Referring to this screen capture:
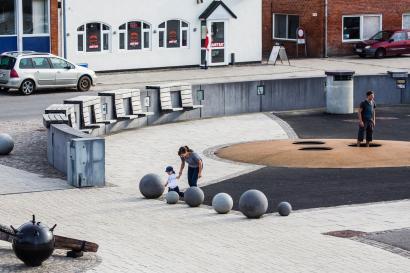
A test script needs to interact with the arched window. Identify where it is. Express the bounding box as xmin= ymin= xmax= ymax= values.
xmin=77 ymin=23 xmax=111 ymax=52
xmin=158 ymin=20 xmax=189 ymax=48
xmin=118 ymin=21 xmax=151 ymax=50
